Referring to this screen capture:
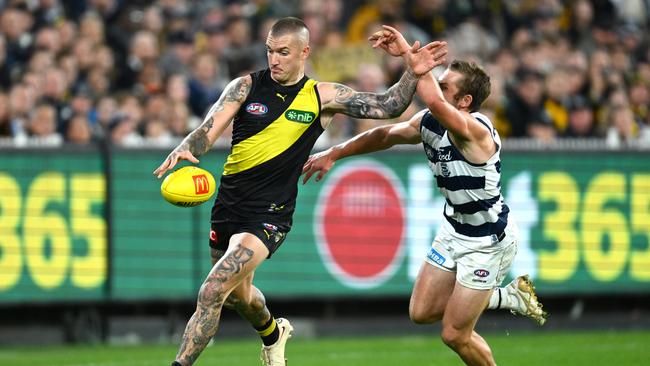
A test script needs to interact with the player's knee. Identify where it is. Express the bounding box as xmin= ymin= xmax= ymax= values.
xmin=223 ymin=293 xmax=238 ymax=310
xmin=409 ymin=308 xmax=429 ymax=324
xmin=409 ymin=303 xmax=442 ymax=324
xmin=440 ymin=326 xmax=469 ymax=350
xmin=198 ymin=281 xmax=227 ymax=307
